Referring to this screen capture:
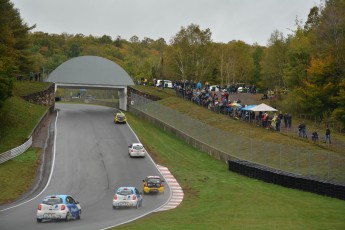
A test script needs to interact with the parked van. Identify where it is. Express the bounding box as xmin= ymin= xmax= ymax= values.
xmin=156 ymin=80 xmax=173 ymax=88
